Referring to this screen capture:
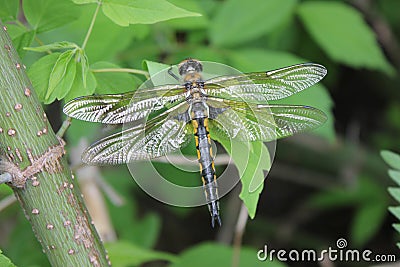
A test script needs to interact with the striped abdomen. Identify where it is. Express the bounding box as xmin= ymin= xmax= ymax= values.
xmin=192 ymin=117 xmax=221 ymax=227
